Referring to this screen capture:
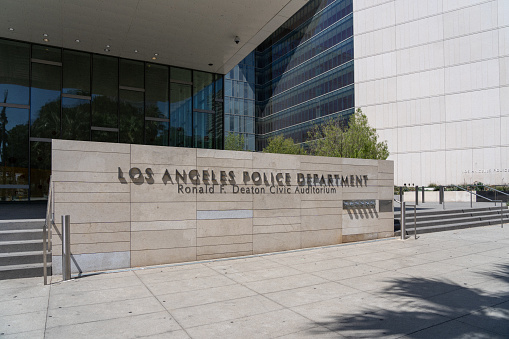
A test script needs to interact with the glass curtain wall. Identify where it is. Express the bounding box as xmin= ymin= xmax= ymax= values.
xmin=0 ymin=38 xmax=224 ymax=202
xmin=254 ymin=0 xmax=354 ymax=150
